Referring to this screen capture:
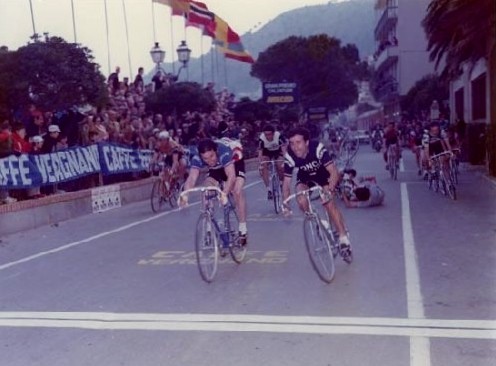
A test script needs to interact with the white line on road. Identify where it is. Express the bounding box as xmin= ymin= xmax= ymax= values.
xmin=0 ymin=312 xmax=495 ymax=340
xmin=0 ymin=180 xmax=261 ymax=272
xmin=401 ymin=183 xmax=431 ymax=366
